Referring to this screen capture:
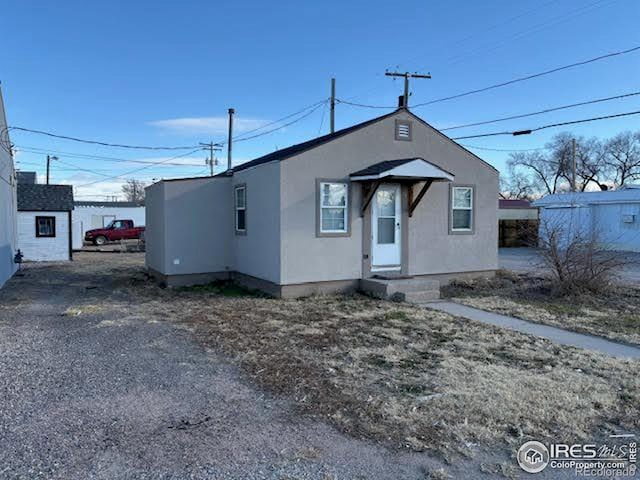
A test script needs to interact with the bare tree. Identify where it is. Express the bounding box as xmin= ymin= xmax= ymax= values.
xmin=605 ymin=131 xmax=640 ymax=188
xmin=122 ymin=179 xmax=146 ymax=204
xmin=508 ymin=132 xmax=609 ymax=195
xmin=499 ymin=170 xmax=535 ymax=200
